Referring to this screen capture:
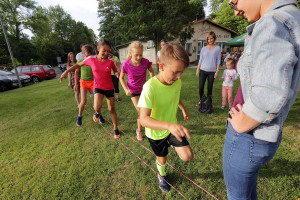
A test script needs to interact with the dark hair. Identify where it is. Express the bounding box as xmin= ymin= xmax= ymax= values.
xmin=83 ymin=44 xmax=93 ymax=55
xmin=80 ymin=43 xmax=86 ymax=48
xmin=160 ymin=39 xmax=167 ymax=43
xmin=97 ymin=38 xmax=111 ymax=48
